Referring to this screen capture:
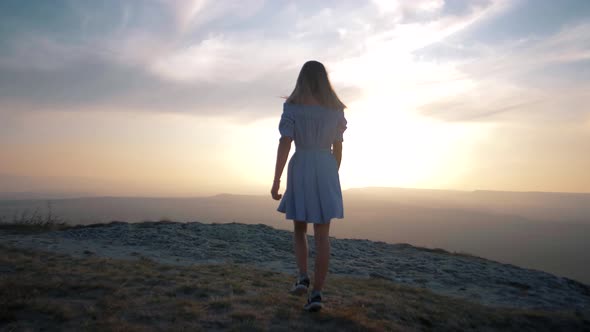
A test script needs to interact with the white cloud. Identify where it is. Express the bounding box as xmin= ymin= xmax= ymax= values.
xmin=164 ymin=0 xmax=208 ymax=33
xmin=150 ymin=0 xmax=507 ymax=86
xmin=417 ymin=22 xmax=590 ymax=122
xmin=371 ymin=0 xmax=444 ymax=16
xmin=163 ymin=0 xmax=266 ymax=35
xmin=150 ymin=36 xmax=233 ymax=82
xmin=149 ymin=35 xmax=313 ymax=83
xmin=0 ymin=0 xmax=541 ymax=121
